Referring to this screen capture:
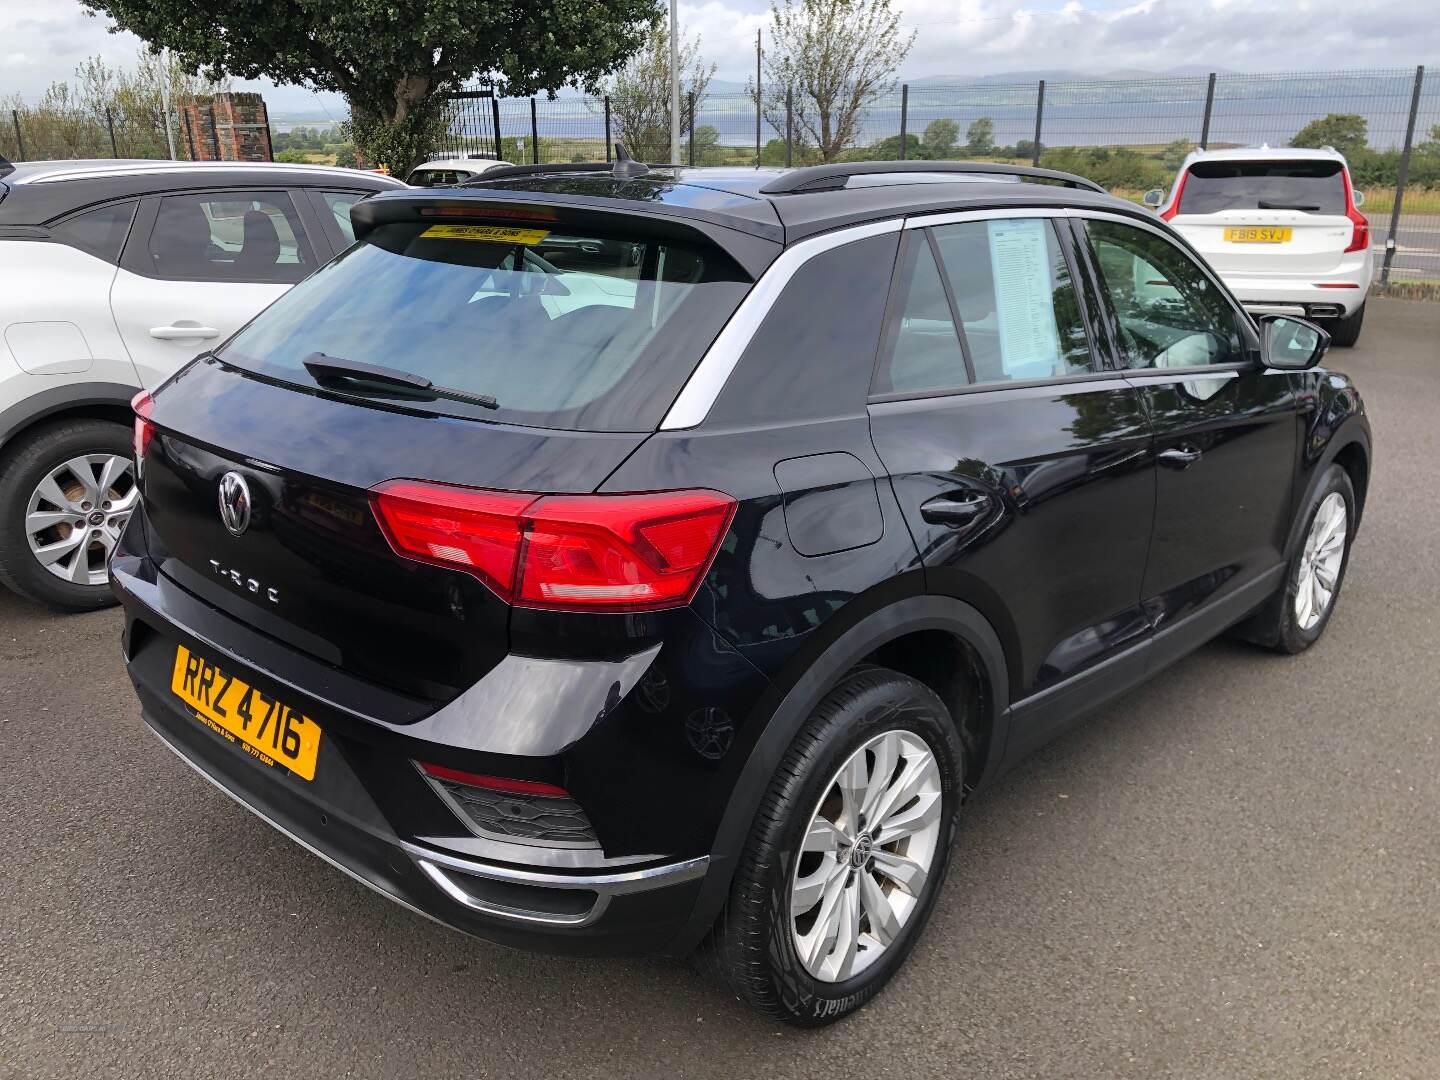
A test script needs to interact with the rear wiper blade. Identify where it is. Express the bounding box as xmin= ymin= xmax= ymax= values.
xmin=1257 ymin=200 xmax=1321 ymax=211
xmin=302 ymin=352 xmax=498 ymax=410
